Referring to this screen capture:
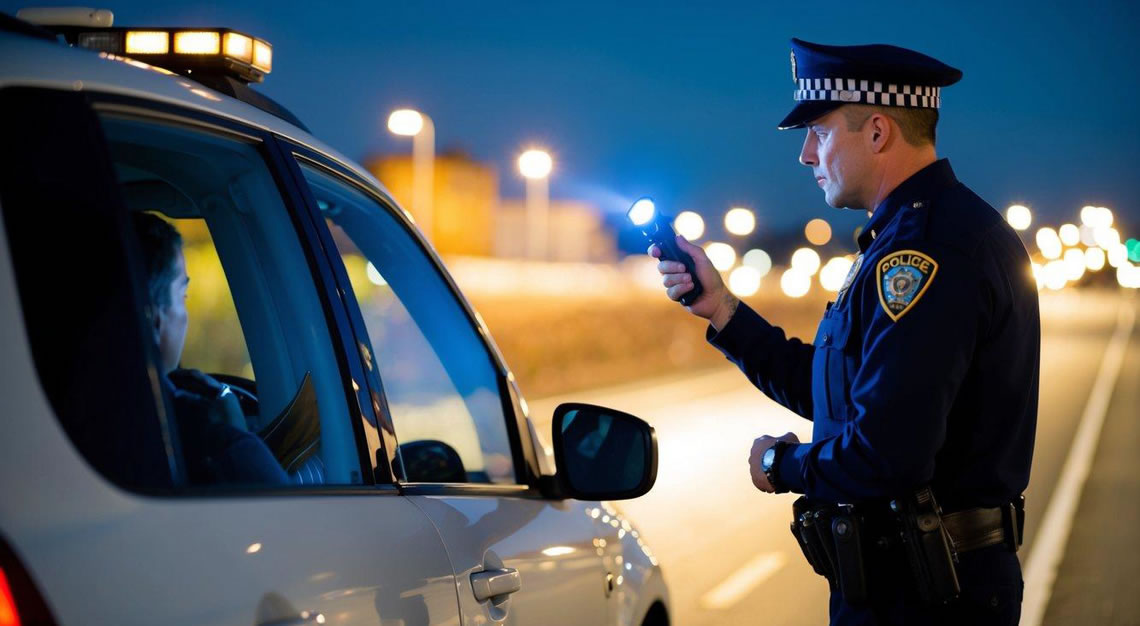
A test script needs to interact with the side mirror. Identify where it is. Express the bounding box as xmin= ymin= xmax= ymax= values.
xmin=551 ymin=403 xmax=658 ymax=500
